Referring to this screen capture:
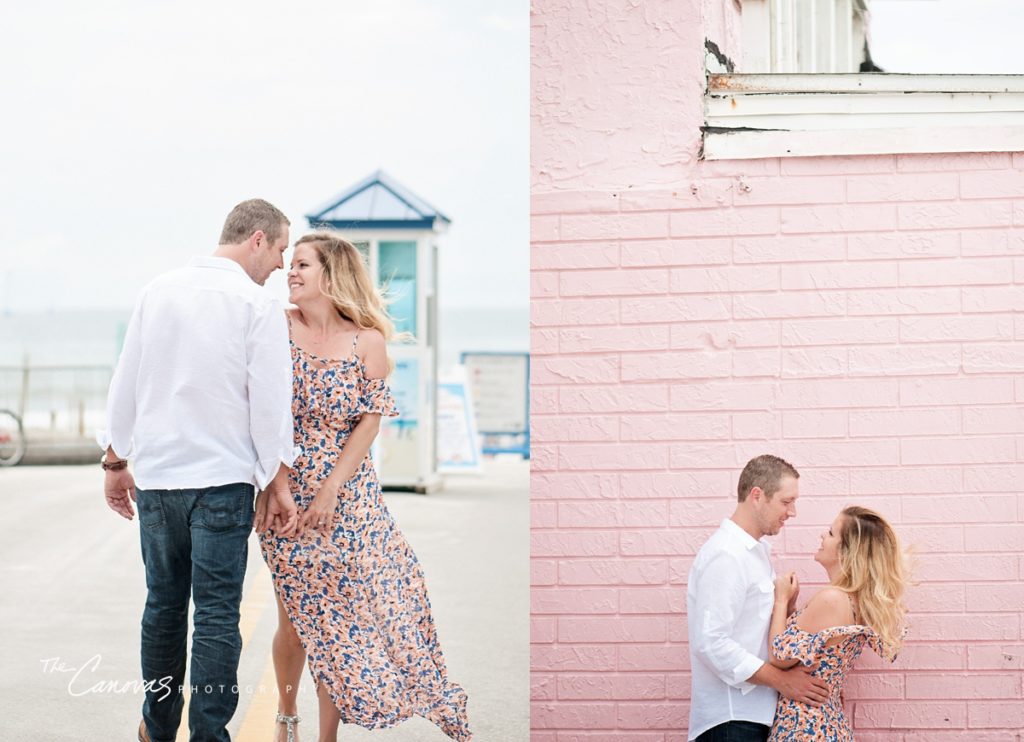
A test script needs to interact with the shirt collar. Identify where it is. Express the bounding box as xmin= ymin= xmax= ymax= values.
xmin=188 ymin=256 xmax=250 ymax=278
xmin=721 ymin=517 xmax=772 ymax=552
